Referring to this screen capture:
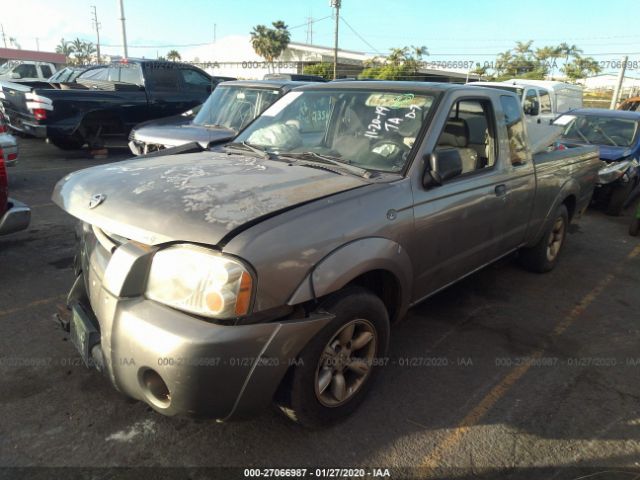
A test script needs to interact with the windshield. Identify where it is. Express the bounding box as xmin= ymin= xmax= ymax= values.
xmin=560 ymin=114 xmax=639 ymax=147
xmin=234 ymin=89 xmax=436 ymax=173
xmin=193 ymin=85 xmax=282 ymax=131
xmin=0 ymin=61 xmax=18 ymax=75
